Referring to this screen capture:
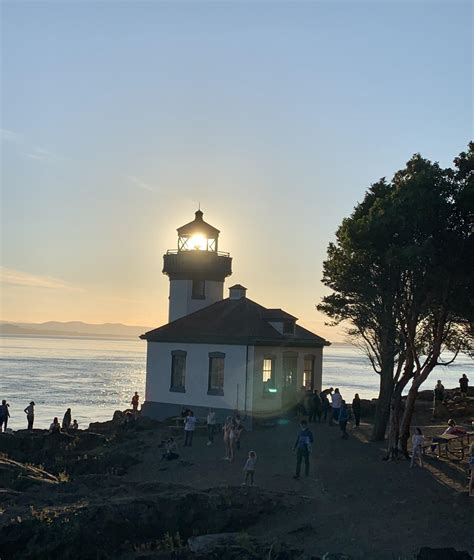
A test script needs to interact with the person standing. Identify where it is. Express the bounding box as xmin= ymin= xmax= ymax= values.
xmin=293 ymin=420 xmax=314 ymax=479
xmin=309 ymin=390 xmax=322 ymax=423
xmin=242 ymin=451 xmax=257 ymax=486
xmin=223 ymin=416 xmax=236 ymax=461
xmin=339 ymin=400 xmax=349 ymax=439
xmin=459 ymin=374 xmax=469 ymax=398
xmin=330 ymin=388 xmax=342 ymax=426
xmin=320 ymin=390 xmax=331 ymax=422
xmin=206 ymin=408 xmax=216 ymax=446
xmin=0 ymin=400 xmax=10 ymax=432
xmin=131 ymin=392 xmax=140 ymax=414
xmin=183 ymin=410 xmax=196 ymax=447
xmin=433 ymin=380 xmax=445 ymax=419
xmin=24 ymin=401 xmax=35 ymax=430
xmin=352 ymin=394 xmax=361 ymax=427
xmin=62 ymin=408 xmax=72 ymax=431
xmin=410 ymin=427 xmax=424 ymax=468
